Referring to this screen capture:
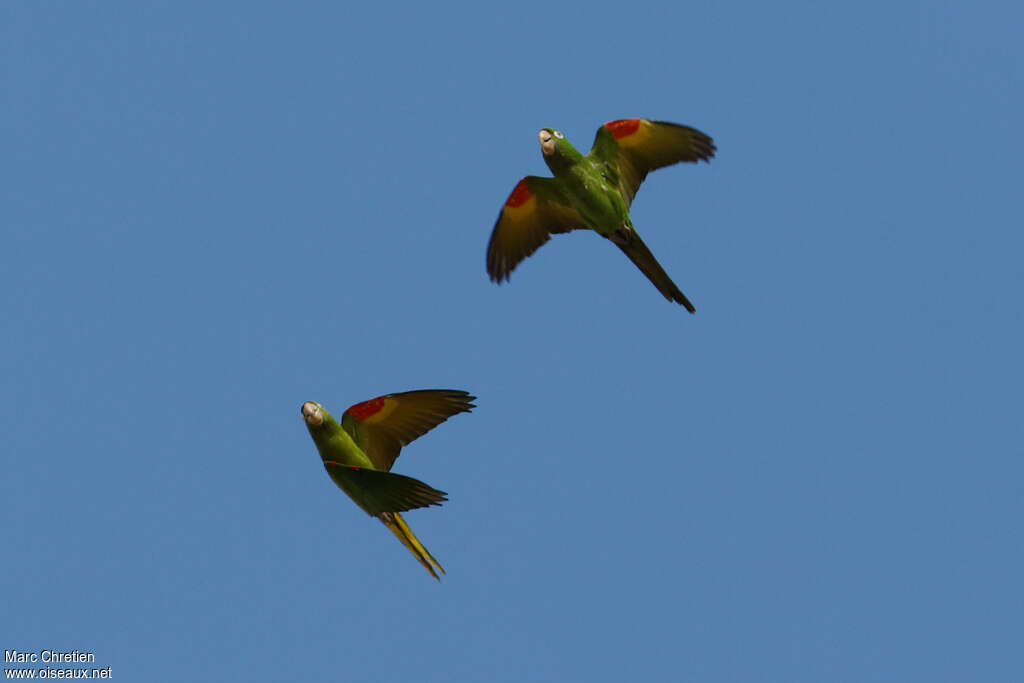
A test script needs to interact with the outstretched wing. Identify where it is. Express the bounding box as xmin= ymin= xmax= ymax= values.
xmin=323 ymin=462 xmax=447 ymax=516
xmin=487 ymin=176 xmax=587 ymax=283
xmin=587 ymin=119 xmax=715 ymax=205
xmin=340 ymin=390 xmax=475 ymax=471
